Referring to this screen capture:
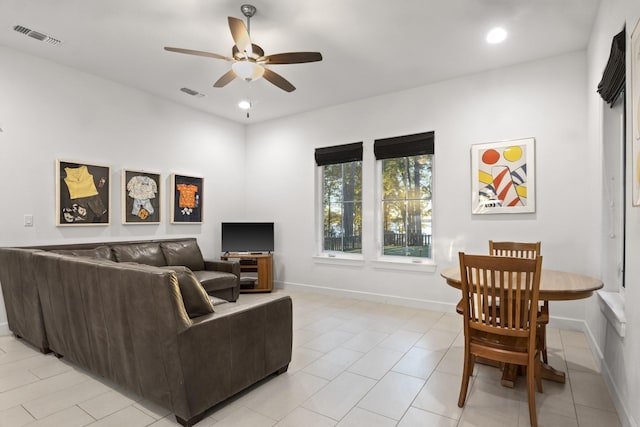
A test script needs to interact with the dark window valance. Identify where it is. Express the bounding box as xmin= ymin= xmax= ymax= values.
xmin=374 ymin=131 xmax=435 ymax=160
xmin=315 ymin=142 xmax=363 ymax=166
xmin=597 ymin=28 xmax=625 ymax=106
